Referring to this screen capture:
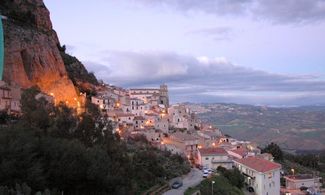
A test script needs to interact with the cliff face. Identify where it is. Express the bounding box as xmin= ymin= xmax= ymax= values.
xmin=1 ymin=0 xmax=81 ymax=106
